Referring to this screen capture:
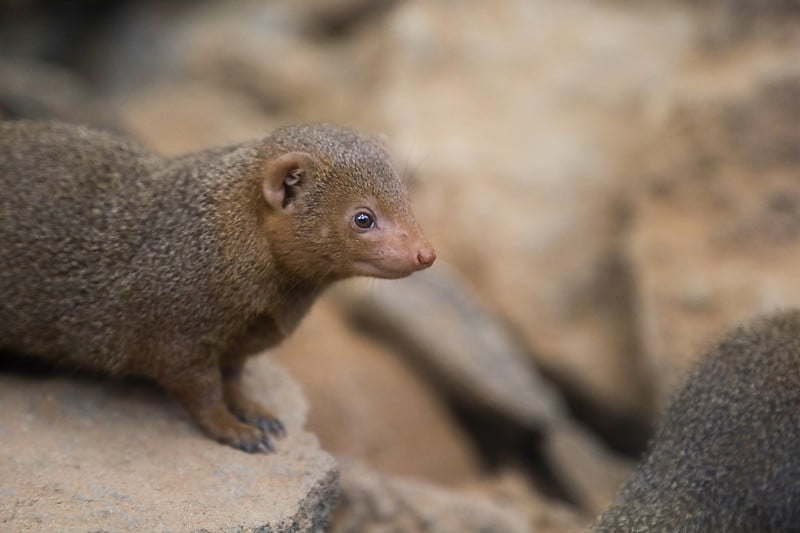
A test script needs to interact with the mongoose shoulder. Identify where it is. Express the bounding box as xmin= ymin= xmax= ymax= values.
xmin=593 ymin=310 xmax=800 ymax=532
xmin=0 ymin=119 xmax=436 ymax=452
